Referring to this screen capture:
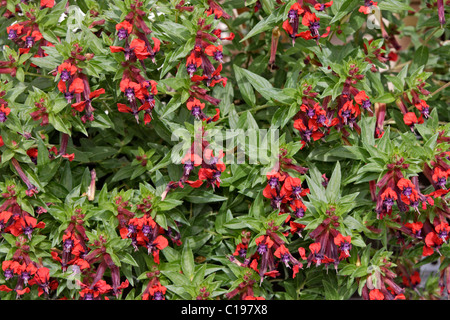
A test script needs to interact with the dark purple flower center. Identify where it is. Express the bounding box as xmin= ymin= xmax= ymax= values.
xmin=340 ymin=242 xmax=351 ymax=252
xmin=438 ymin=231 xmax=448 ymax=241
xmin=306 ymin=108 xmax=315 ymax=117
xmin=127 ymin=224 xmax=137 ymax=235
xmin=341 ymin=109 xmax=351 ymax=118
xmin=238 ymin=248 xmax=247 ymax=258
xmin=64 ymin=91 xmax=74 ymax=103
xmin=317 ymin=114 xmax=326 ymax=125
xmin=21 ymin=271 xmax=31 ymax=284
